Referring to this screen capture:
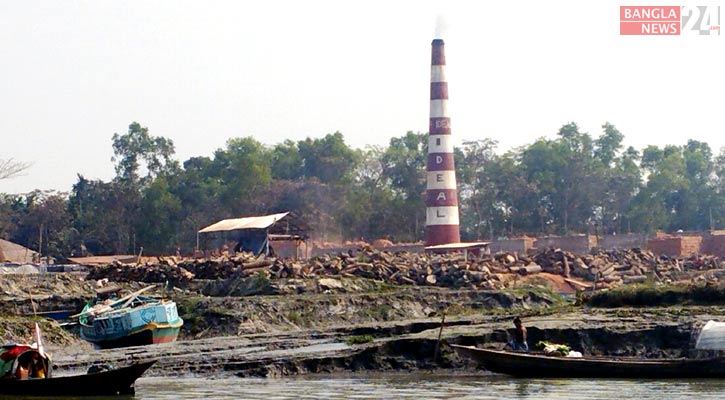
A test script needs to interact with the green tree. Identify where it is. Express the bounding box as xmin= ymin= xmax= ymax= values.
xmin=208 ymin=137 xmax=272 ymax=215
xmin=630 ymin=145 xmax=689 ymax=231
xmin=592 ymin=123 xmax=640 ymax=234
xmin=297 ymin=132 xmax=360 ymax=185
xmin=136 ymin=175 xmax=183 ymax=254
xmin=380 ymin=132 xmax=428 ymax=241
xmin=68 ymin=176 xmax=132 ymax=255
xmin=109 ymin=122 xmax=179 ymax=253
xmin=520 ymin=138 xmax=568 ymax=234
xmin=7 ymin=191 xmax=72 ymax=259
xmin=339 ymin=146 xmax=397 ymax=240
xmin=111 ymin=122 xmax=178 ymax=186
xmin=458 ymin=139 xmax=502 ymax=240
xmin=0 ymin=194 xmax=23 ymax=239
xmin=678 ymin=140 xmax=715 ymax=230
xmin=172 ymin=156 xmax=224 ymax=250
xmin=270 ymin=140 xmax=304 ymax=181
